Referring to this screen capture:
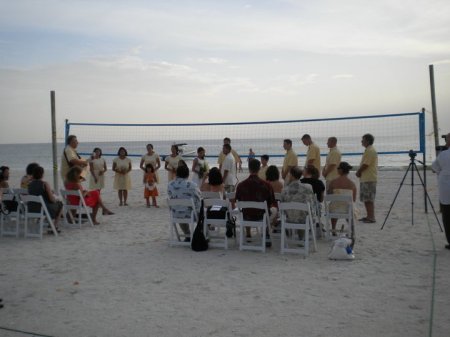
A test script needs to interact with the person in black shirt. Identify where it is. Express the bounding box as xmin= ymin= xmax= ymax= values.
xmin=300 ymin=165 xmax=325 ymax=202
